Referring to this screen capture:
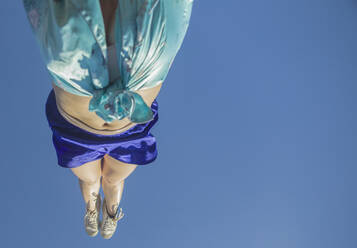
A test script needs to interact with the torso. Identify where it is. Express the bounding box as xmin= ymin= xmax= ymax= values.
xmin=53 ymin=0 xmax=162 ymax=135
